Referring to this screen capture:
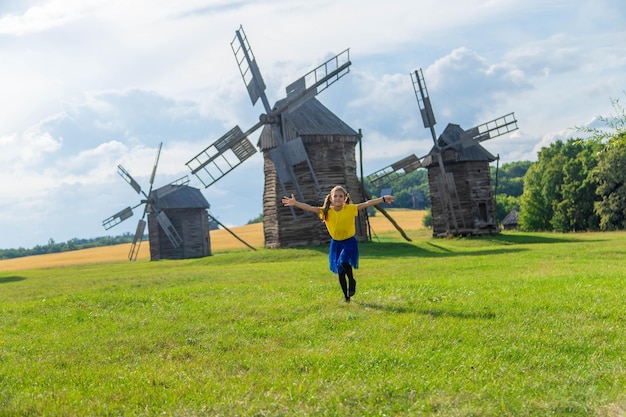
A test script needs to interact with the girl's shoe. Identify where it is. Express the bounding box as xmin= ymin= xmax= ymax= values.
xmin=348 ymin=282 xmax=356 ymax=297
